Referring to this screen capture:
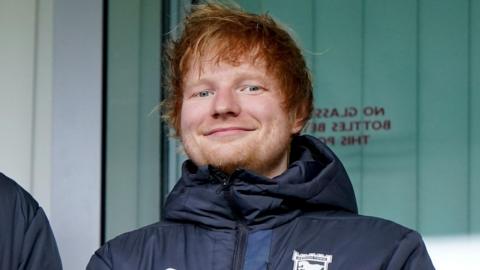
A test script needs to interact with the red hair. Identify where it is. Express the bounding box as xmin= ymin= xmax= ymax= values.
xmin=163 ymin=3 xmax=313 ymax=136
